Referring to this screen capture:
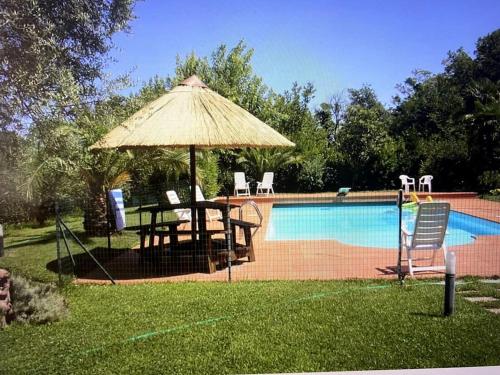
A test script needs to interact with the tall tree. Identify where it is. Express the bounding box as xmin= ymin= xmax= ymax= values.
xmin=336 ymin=86 xmax=398 ymax=189
xmin=316 ymin=92 xmax=347 ymax=144
xmin=0 ymin=0 xmax=135 ymax=130
xmin=392 ymin=29 xmax=500 ymax=191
